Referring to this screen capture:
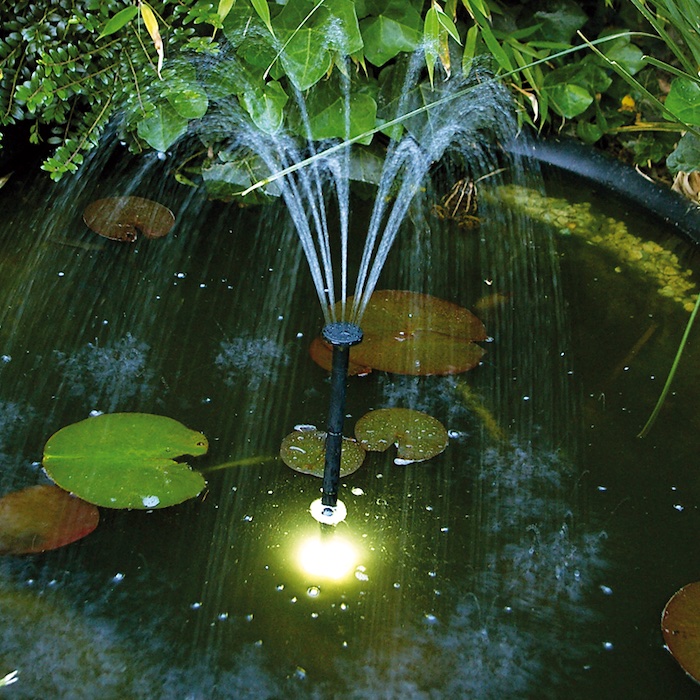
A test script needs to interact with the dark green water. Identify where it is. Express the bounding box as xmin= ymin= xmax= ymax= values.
xmin=0 ymin=148 xmax=697 ymax=699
